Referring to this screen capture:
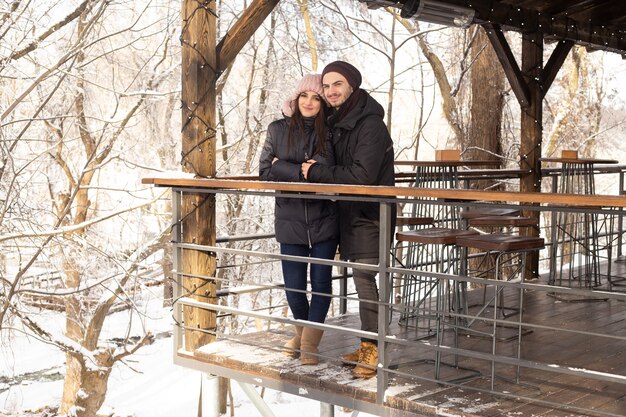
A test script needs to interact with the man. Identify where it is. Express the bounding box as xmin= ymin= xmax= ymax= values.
xmin=302 ymin=61 xmax=395 ymax=378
